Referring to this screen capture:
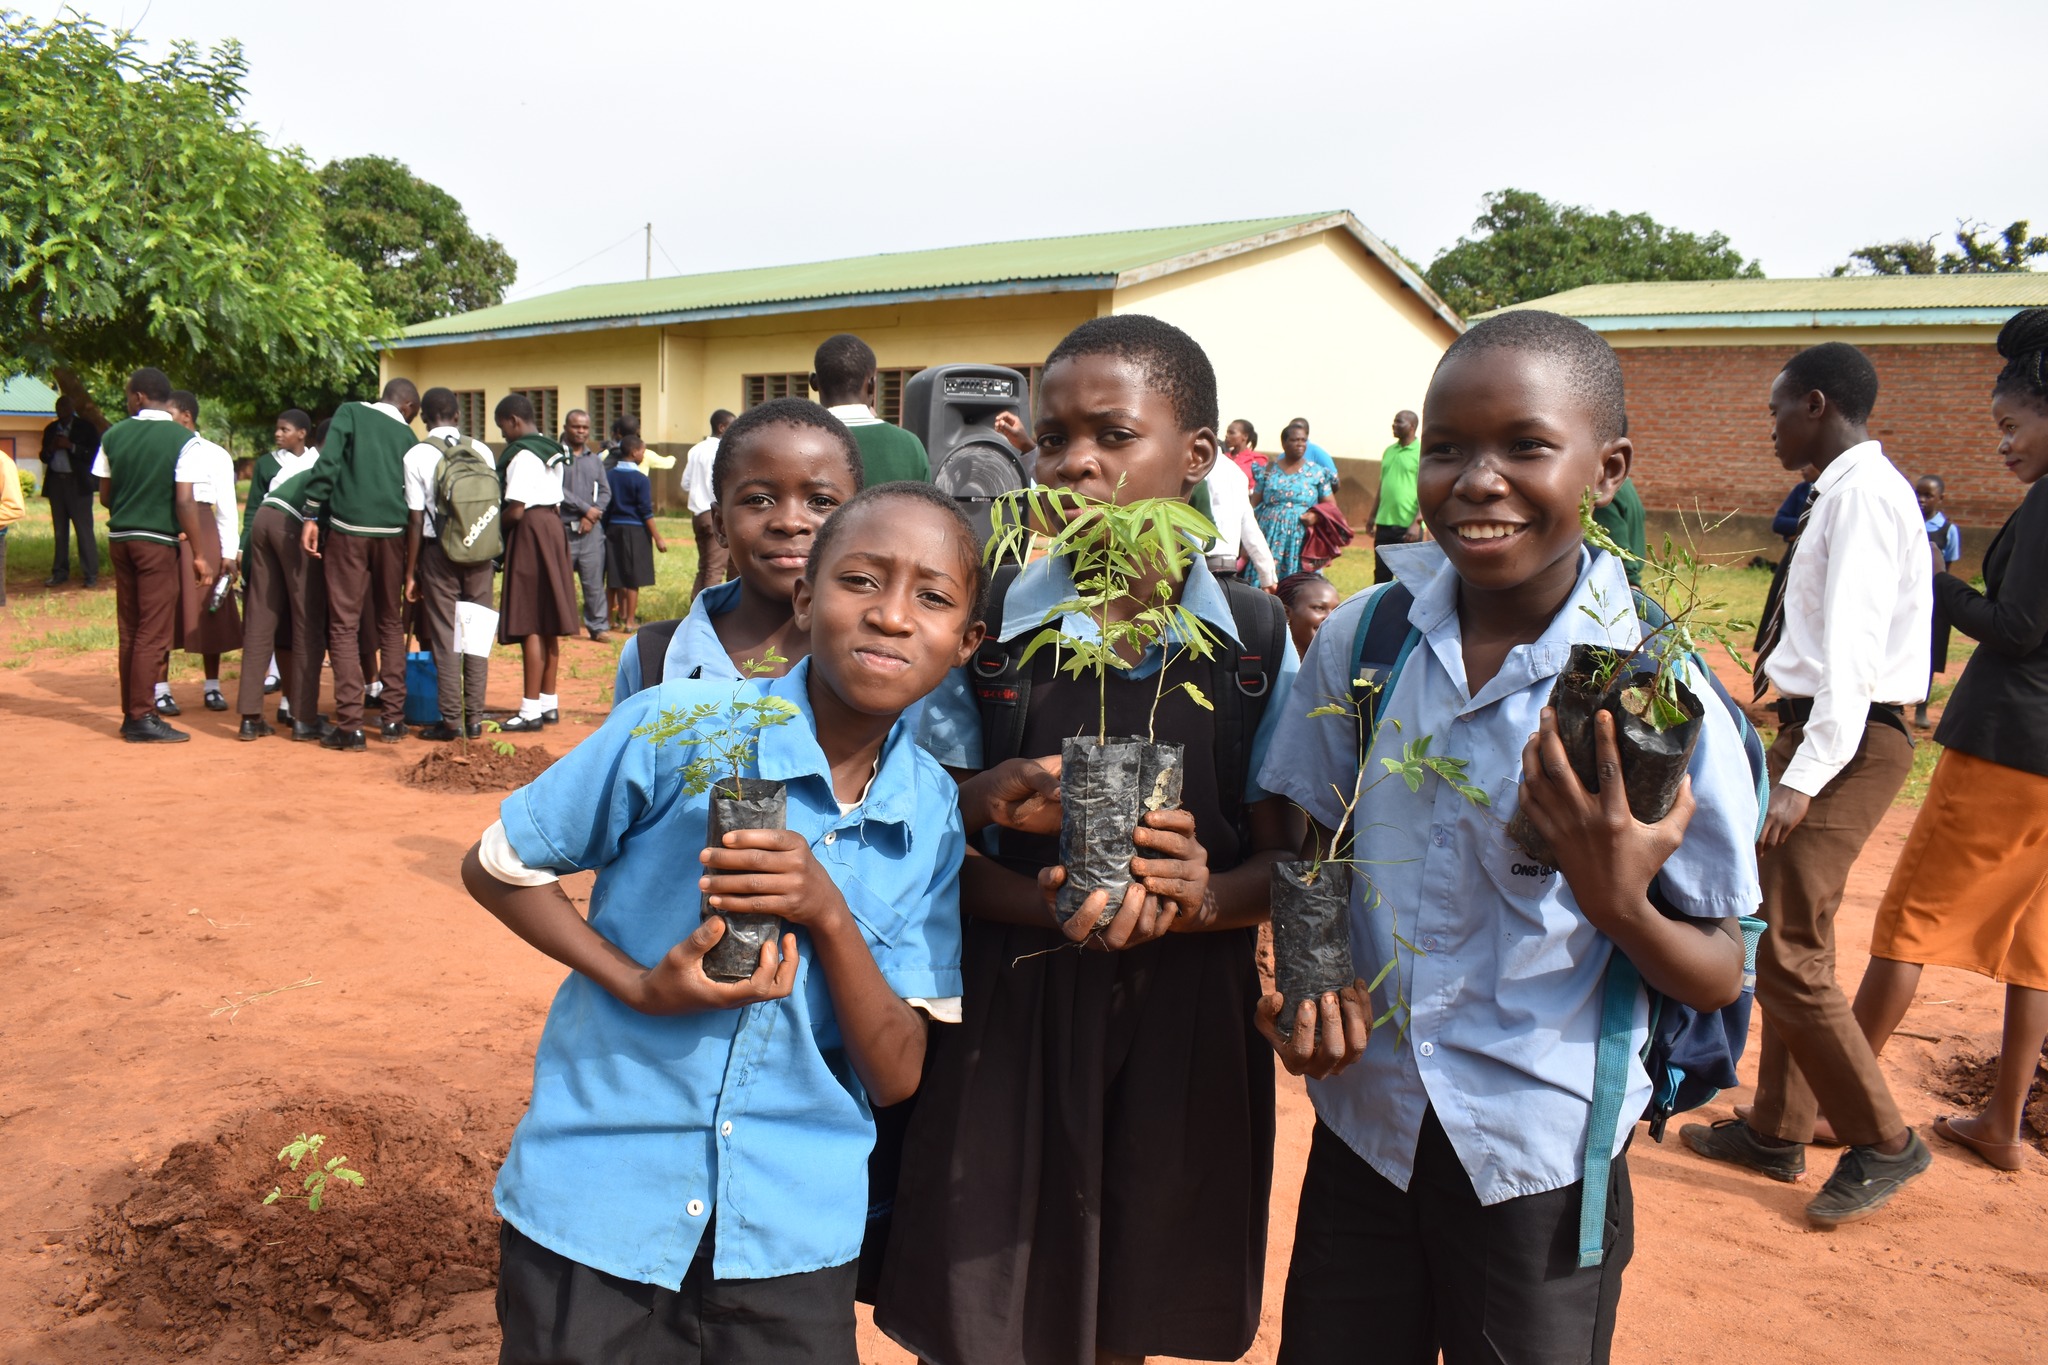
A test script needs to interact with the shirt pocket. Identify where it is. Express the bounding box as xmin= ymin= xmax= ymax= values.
xmin=836 ymin=864 xmax=914 ymax=950
xmin=1478 ymin=776 xmax=1562 ymax=906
